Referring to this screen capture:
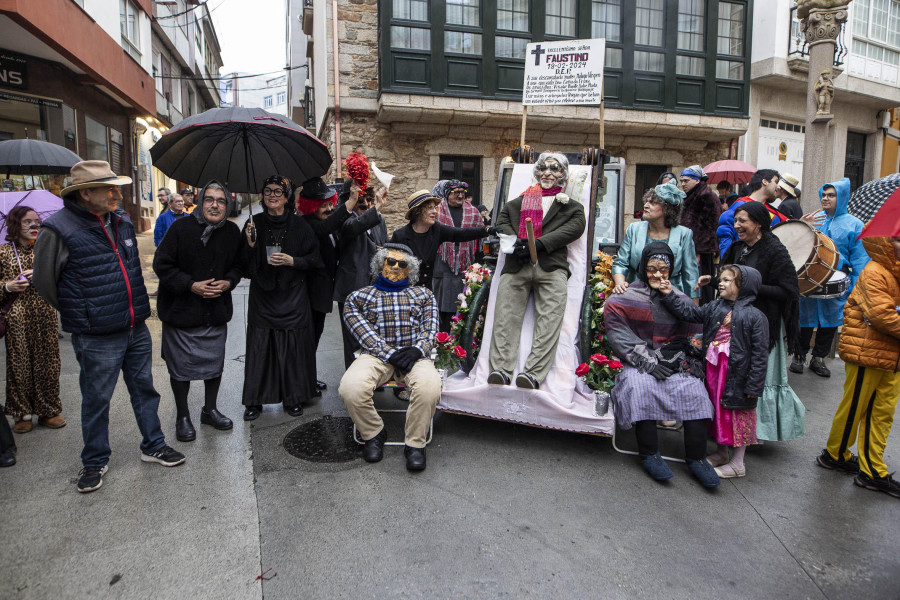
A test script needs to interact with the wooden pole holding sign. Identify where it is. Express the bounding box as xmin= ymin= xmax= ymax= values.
xmin=520 ymin=106 xmax=528 ymax=150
